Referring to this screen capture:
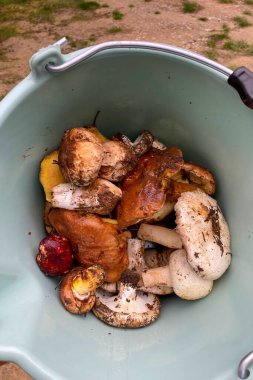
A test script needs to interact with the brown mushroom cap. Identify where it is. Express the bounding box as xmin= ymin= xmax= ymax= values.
xmin=175 ymin=190 xmax=231 ymax=280
xmin=46 ymin=208 xmax=130 ymax=282
xmin=58 ymin=127 xmax=103 ymax=186
xmin=99 ymin=140 xmax=137 ymax=182
xmin=60 ymin=267 xmax=97 ymax=314
xmin=116 ymin=147 xmax=184 ymax=228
